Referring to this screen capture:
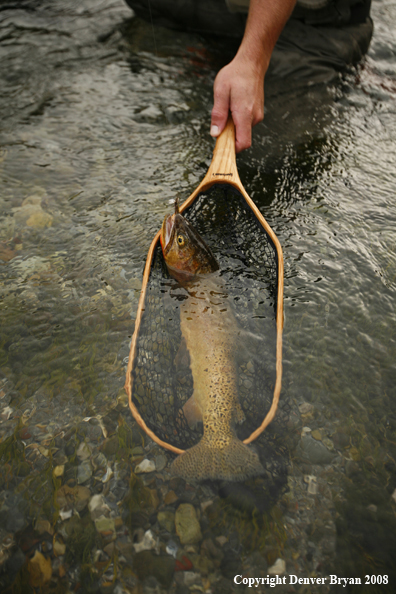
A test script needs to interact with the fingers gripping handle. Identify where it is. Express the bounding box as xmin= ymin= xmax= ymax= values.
xmin=206 ymin=116 xmax=240 ymax=182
